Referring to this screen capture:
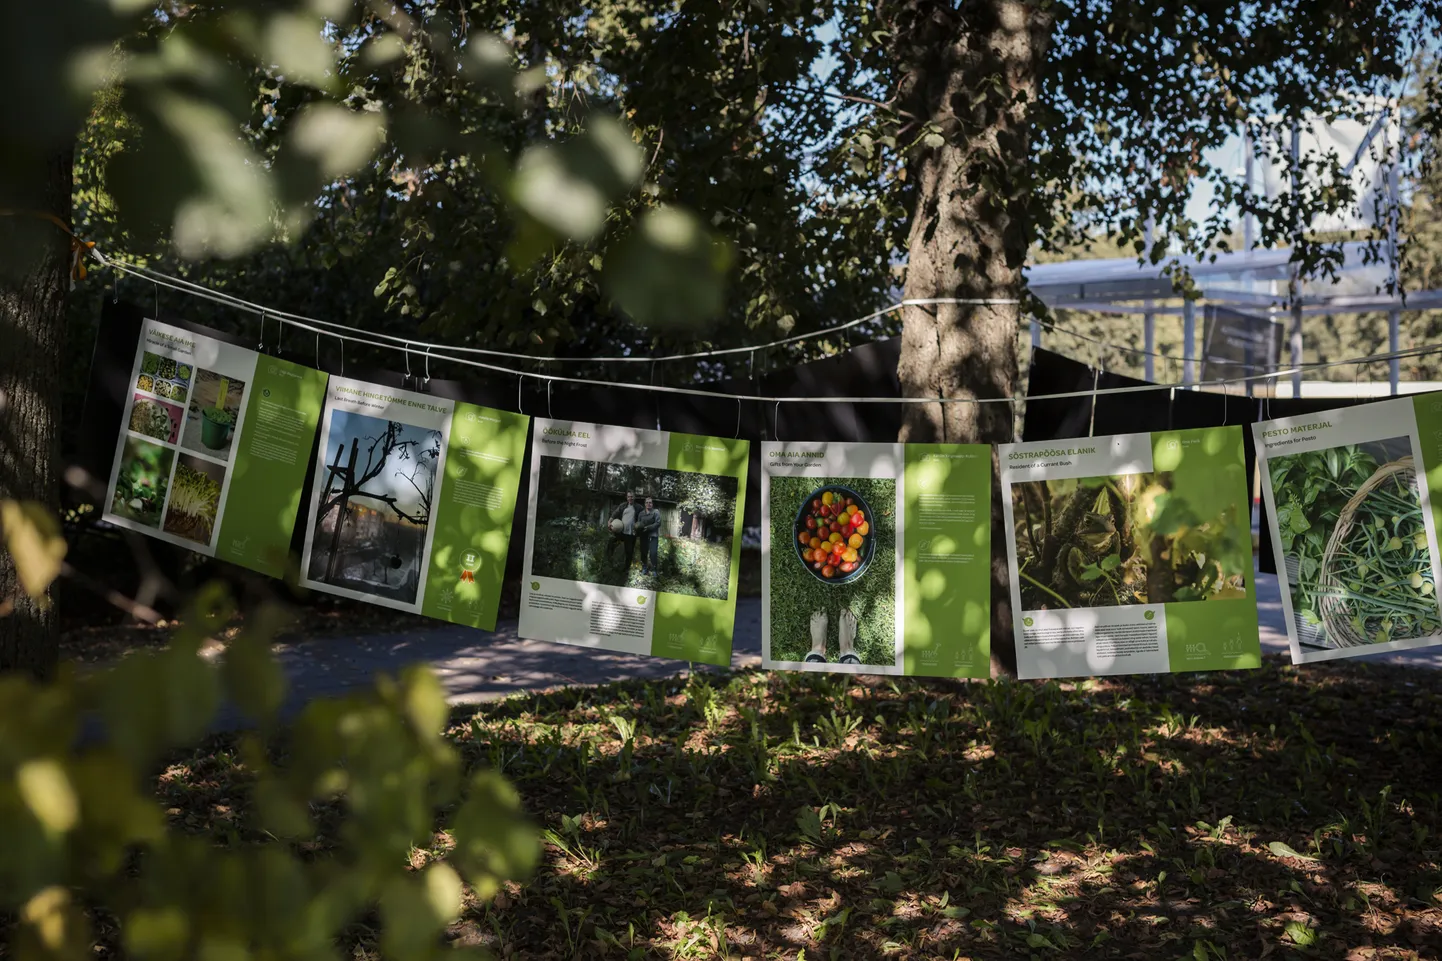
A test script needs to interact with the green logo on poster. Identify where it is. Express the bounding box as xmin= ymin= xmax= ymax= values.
xmin=530 ymin=581 xmax=540 ymax=591
xmin=459 ymin=550 xmax=480 ymax=583
xmin=1144 ymin=610 xmax=1155 ymax=620
xmin=637 ymin=595 xmax=647 ymax=605
xmin=1023 ymin=616 xmax=1034 ymax=627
